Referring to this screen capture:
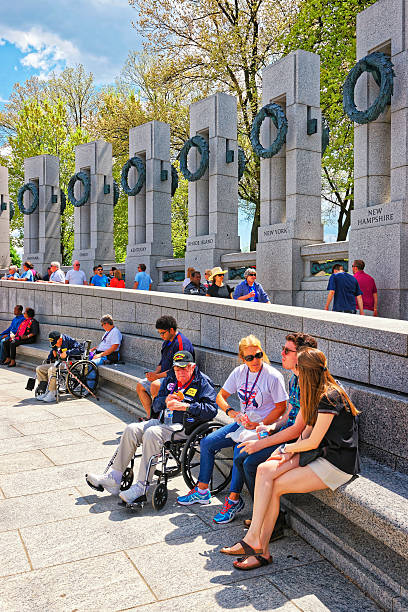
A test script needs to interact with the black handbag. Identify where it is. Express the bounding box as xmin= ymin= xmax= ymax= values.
xmin=298 ymin=448 xmax=322 ymax=467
